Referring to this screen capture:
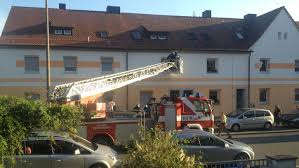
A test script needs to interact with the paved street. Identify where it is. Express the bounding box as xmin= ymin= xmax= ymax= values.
xmin=220 ymin=128 xmax=299 ymax=165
